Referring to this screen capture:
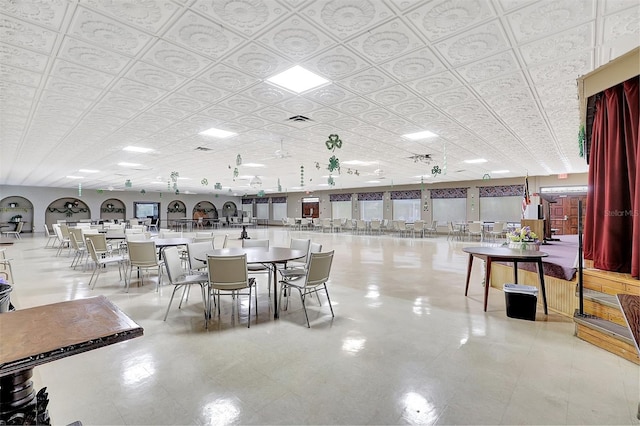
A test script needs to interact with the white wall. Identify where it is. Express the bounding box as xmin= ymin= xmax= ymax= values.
xmin=0 ymin=185 xmax=241 ymax=233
